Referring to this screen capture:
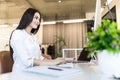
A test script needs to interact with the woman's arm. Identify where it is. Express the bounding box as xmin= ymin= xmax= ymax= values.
xmin=33 ymin=58 xmax=66 ymax=66
xmin=41 ymin=54 xmax=52 ymax=60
